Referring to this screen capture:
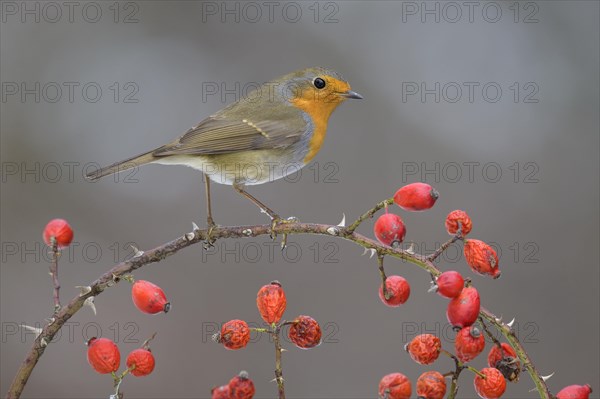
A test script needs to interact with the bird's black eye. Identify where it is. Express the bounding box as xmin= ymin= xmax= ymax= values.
xmin=313 ymin=77 xmax=326 ymax=89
